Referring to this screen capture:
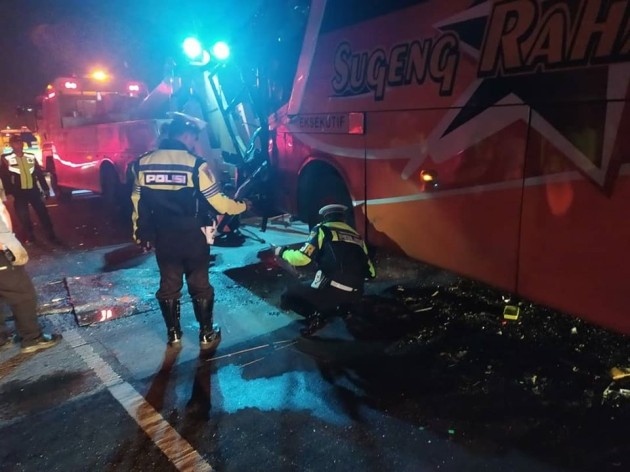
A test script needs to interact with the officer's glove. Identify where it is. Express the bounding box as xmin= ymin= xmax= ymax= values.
xmin=273 ymin=245 xmax=285 ymax=257
xmin=0 ymin=232 xmax=29 ymax=266
xmin=201 ymin=220 xmax=218 ymax=245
